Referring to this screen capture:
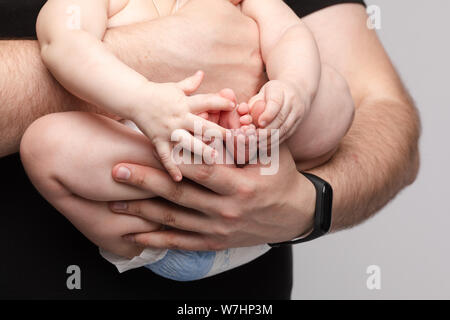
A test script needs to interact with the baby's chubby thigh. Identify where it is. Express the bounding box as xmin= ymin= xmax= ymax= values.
xmin=286 ymin=64 xmax=355 ymax=168
xmin=20 ymin=111 xmax=162 ymax=203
